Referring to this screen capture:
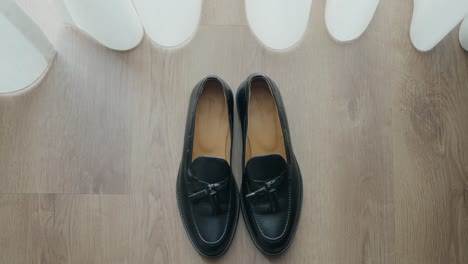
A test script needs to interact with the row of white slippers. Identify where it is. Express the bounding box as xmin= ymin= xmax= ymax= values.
xmin=1 ymin=0 xmax=468 ymax=94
